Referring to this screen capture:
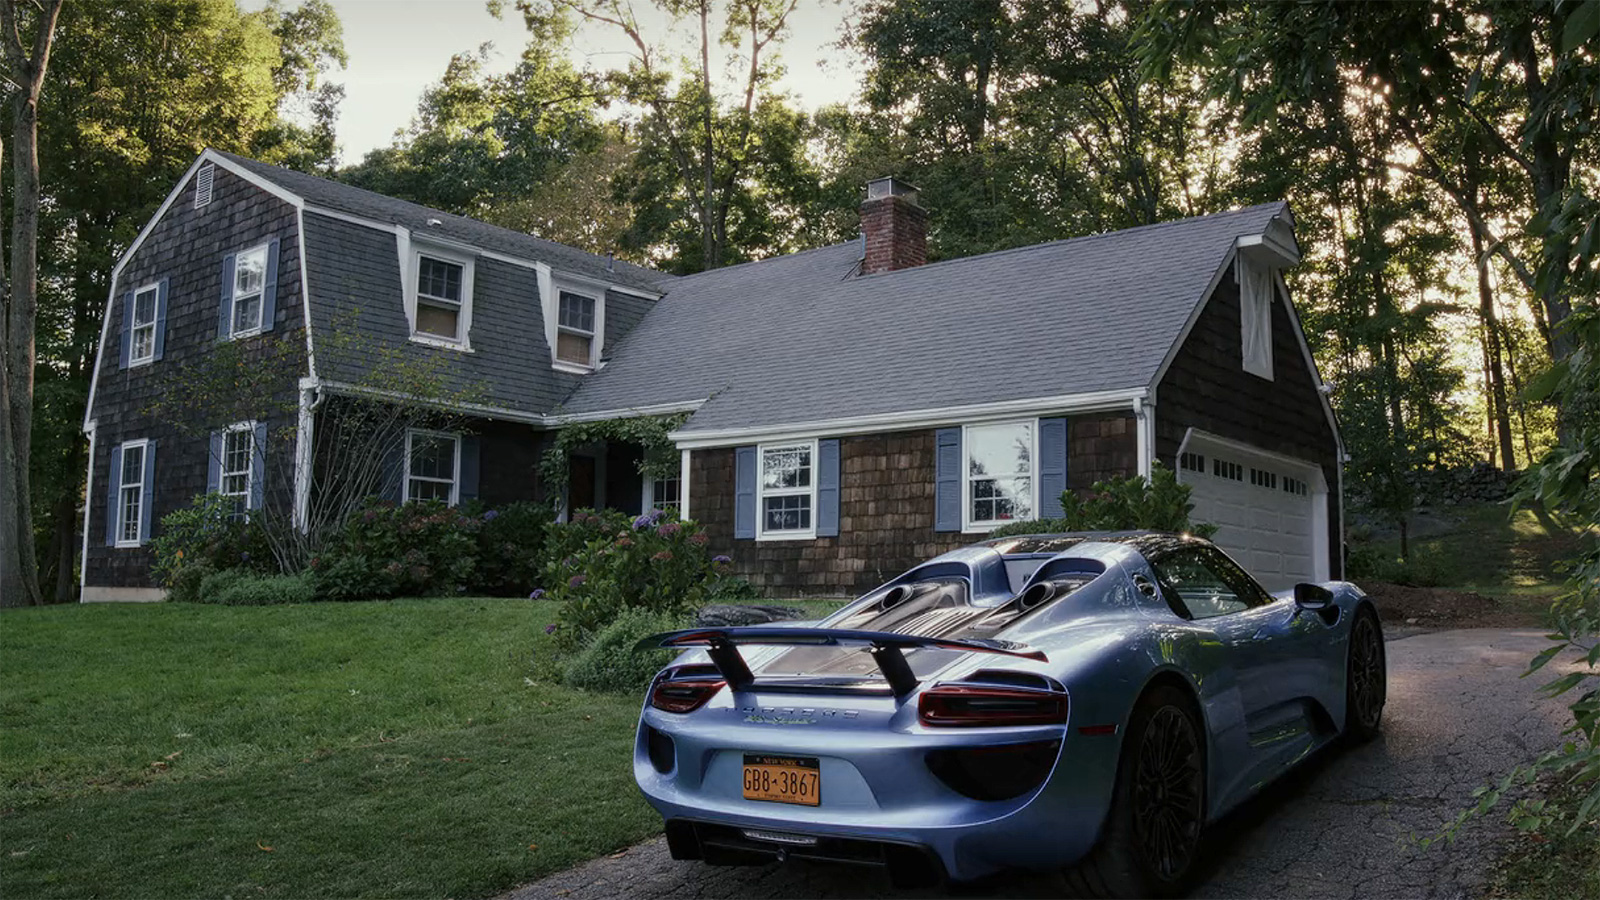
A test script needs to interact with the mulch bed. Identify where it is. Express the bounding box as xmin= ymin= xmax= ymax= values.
xmin=1361 ymin=581 xmax=1541 ymax=628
